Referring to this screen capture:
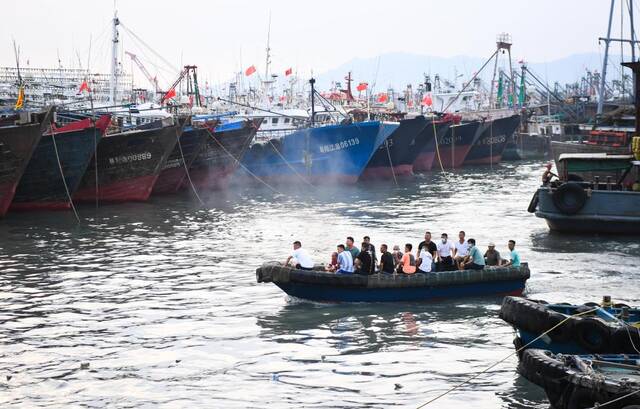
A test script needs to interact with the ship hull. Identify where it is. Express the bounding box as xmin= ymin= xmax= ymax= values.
xmin=0 ymin=122 xmax=43 ymax=216
xmin=412 ymin=120 xmax=453 ymax=171
xmin=418 ymin=121 xmax=480 ymax=170
xmin=11 ymin=116 xmax=110 ymax=211
xmin=74 ymin=124 xmax=180 ymax=203
xmin=153 ymin=127 xmax=209 ymax=194
xmin=464 ymin=115 xmax=521 ymax=166
xmin=241 ymin=121 xmax=398 ymax=184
